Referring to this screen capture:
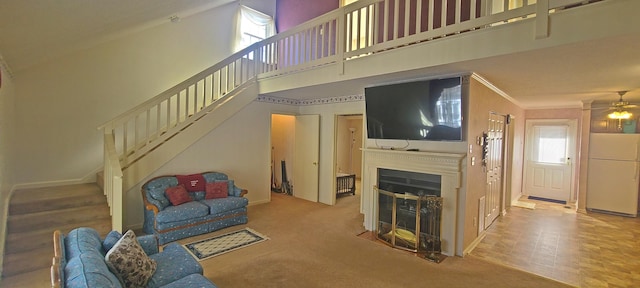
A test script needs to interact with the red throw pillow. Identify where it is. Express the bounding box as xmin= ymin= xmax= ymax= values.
xmin=176 ymin=174 xmax=206 ymax=192
xmin=205 ymin=182 xmax=228 ymax=199
xmin=165 ymin=185 xmax=192 ymax=205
